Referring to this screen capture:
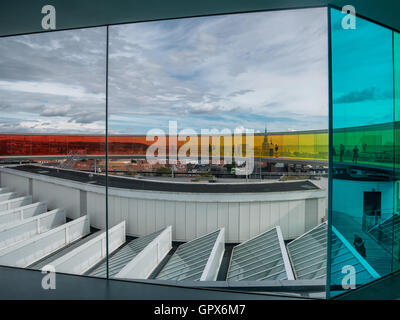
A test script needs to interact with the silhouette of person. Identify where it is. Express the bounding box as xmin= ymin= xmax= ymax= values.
xmin=339 ymin=144 xmax=345 ymax=162
xmin=269 ymin=142 xmax=274 ymax=157
xmin=353 ymin=145 xmax=359 ymax=164
xmin=353 ymin=234 xmax=366 ymax=258
xmin=275 ymin=144 xmax=278 ymax=156
xmin=362 ymin=143 xmax=367 ymax=153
